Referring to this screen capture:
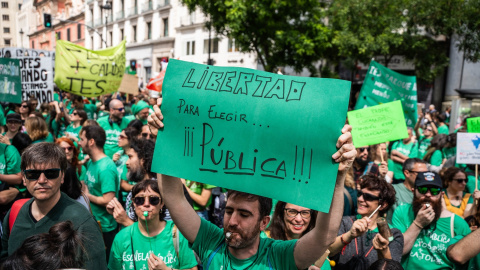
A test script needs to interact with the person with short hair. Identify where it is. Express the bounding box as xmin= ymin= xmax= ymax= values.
xmin=79 ymin=125 xmax=119 ymax=260
xmin=0 ymin=142 xmax=106 ymax=269
xmin=97 ymin=99 xmax=132 ymax=158
xmin=392 ymin=171 xmax=471 ymax=270
xmin=0 ymin=114 xmax=22 ymax=145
